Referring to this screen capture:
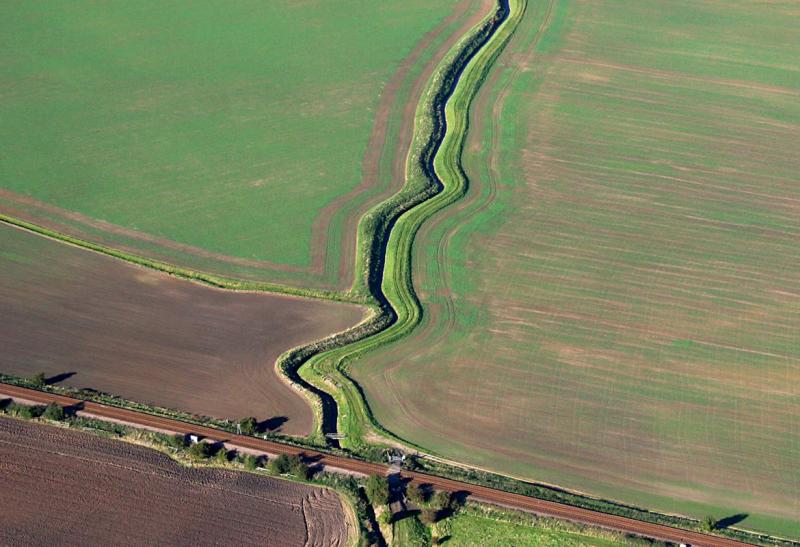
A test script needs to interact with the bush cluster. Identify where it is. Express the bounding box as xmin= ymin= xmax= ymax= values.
xmin=268 ymin=454 xmax=309 ymax=479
